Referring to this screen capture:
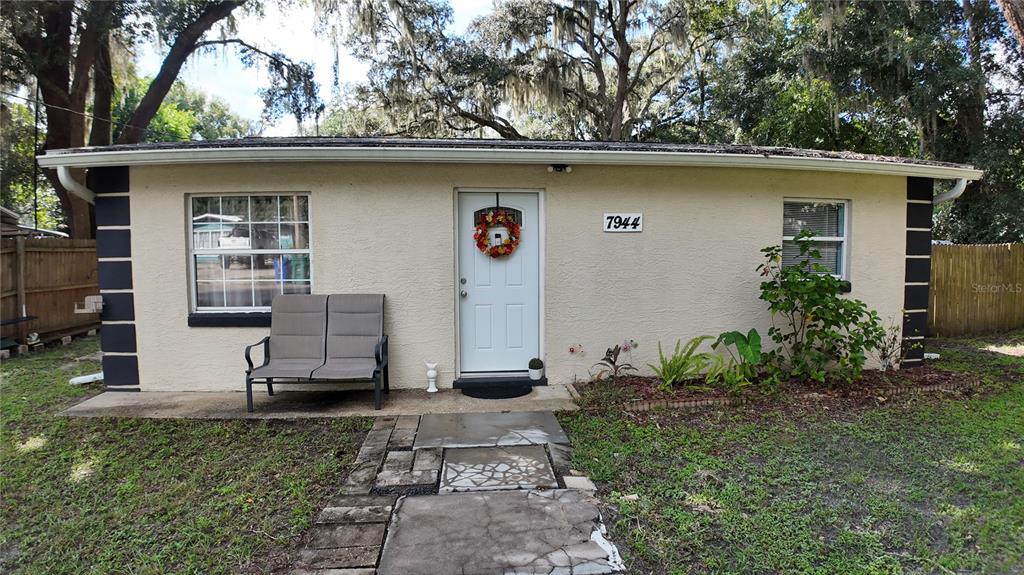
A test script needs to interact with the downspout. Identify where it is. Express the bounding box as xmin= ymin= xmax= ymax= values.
xmin=56 ymin=166 xmax=96 ymax=204
xmin=933 ymin=178 xmax=969 ymax=205
xmin=58 ymin=164 xmax=101 ymax=387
